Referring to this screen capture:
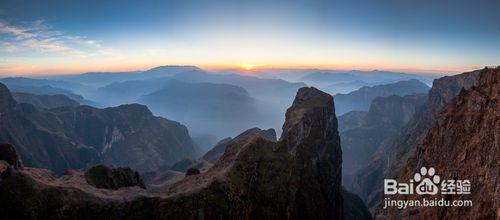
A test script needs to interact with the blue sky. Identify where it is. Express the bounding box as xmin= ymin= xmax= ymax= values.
xmin=1 ymin=0 xmax=499 ymax=75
